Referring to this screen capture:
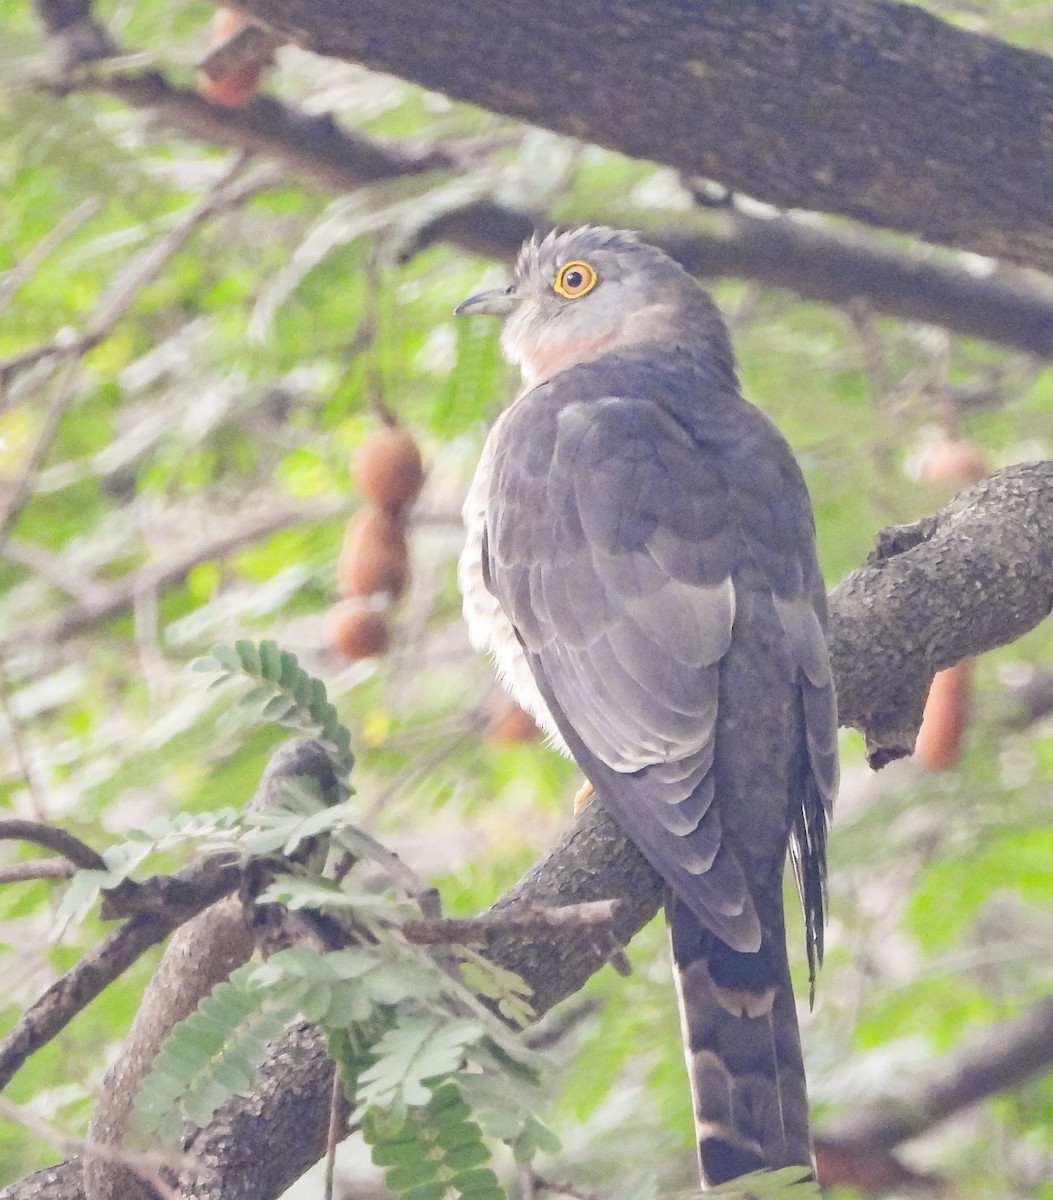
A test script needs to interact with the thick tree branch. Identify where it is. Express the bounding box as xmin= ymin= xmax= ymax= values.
xmin=828 ymin=461 xmax=1053 ymax=765
xmin=61 ymin=61 xmax=1053 ymax=357
xmin=236 ymin=0 xmax=1053 ymax=275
